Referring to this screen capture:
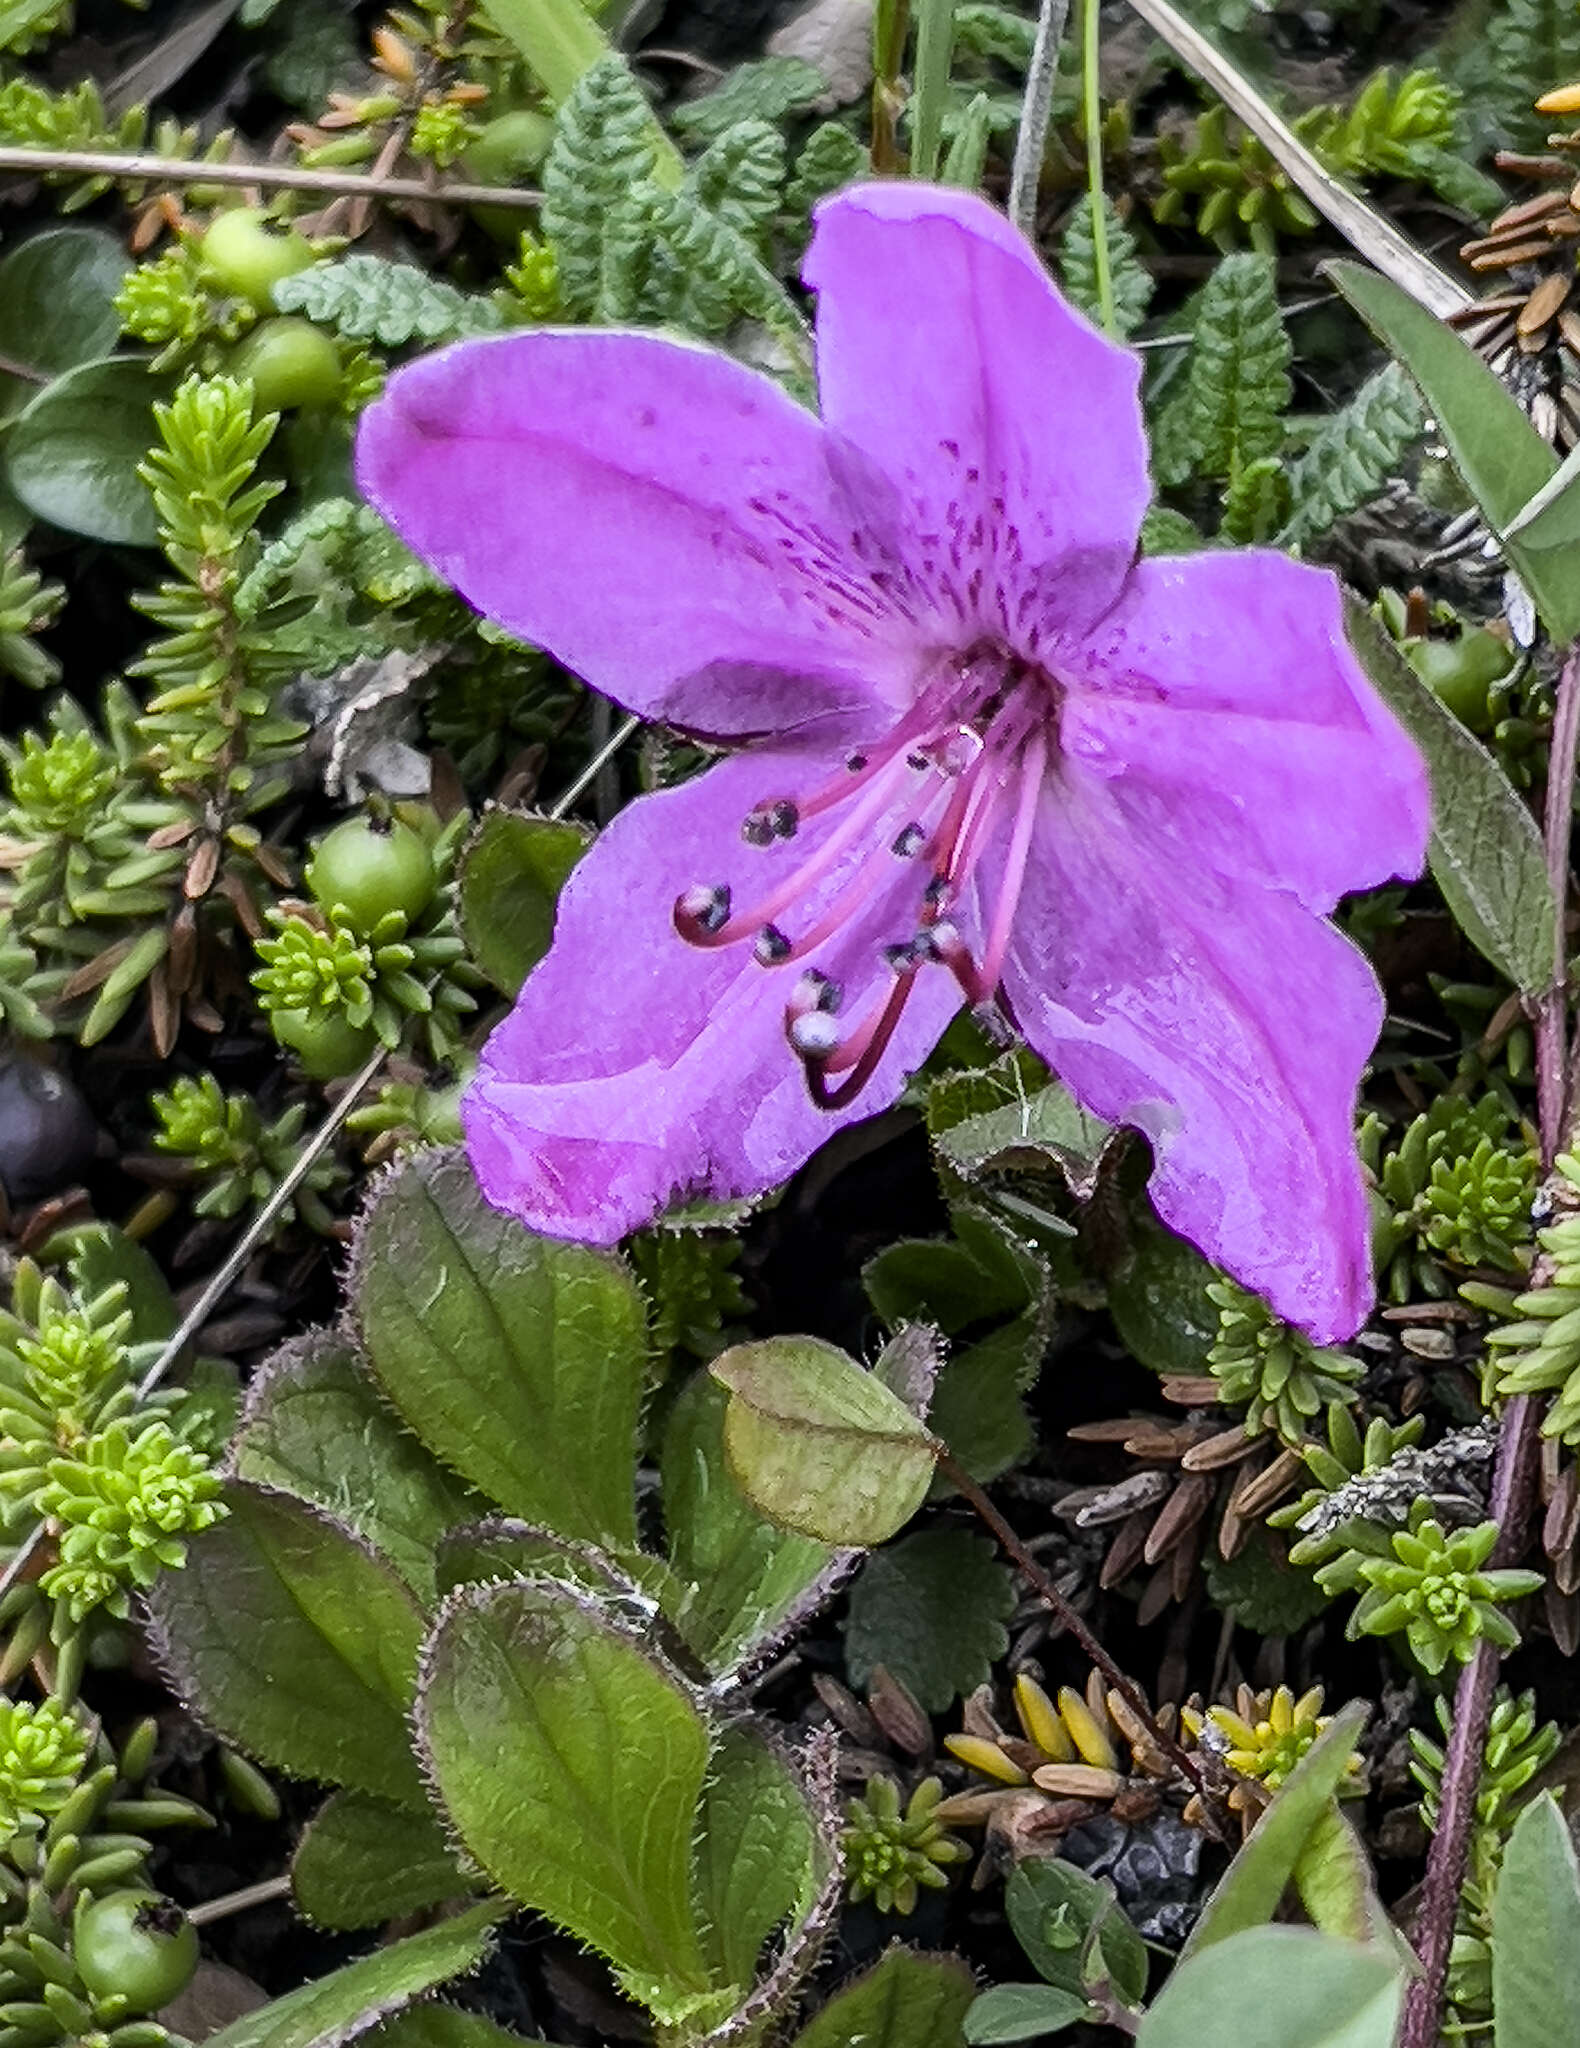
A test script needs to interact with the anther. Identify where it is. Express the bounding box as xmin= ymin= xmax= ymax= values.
xmin=891 ymin=822 xmax=927 ymax=859
xmin=788 ymin=969 xmax=842 ymax=1017
xmin=674 ymin=884 xmax=731 ymax=939
xmin=754 ymin=925 xmax=793 ymax=965
xmin=788 ymin=1010 xmax=841 ymax=1058
xmin=923 ymin=874 xmax=953 ymax=913
xmin=743 ymin=799 xmax=800 ymax=845
xmin=882 ymin=939 xmax=921 ymax=971
xmin=846 ymin=751 xmax=868 ymax=773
